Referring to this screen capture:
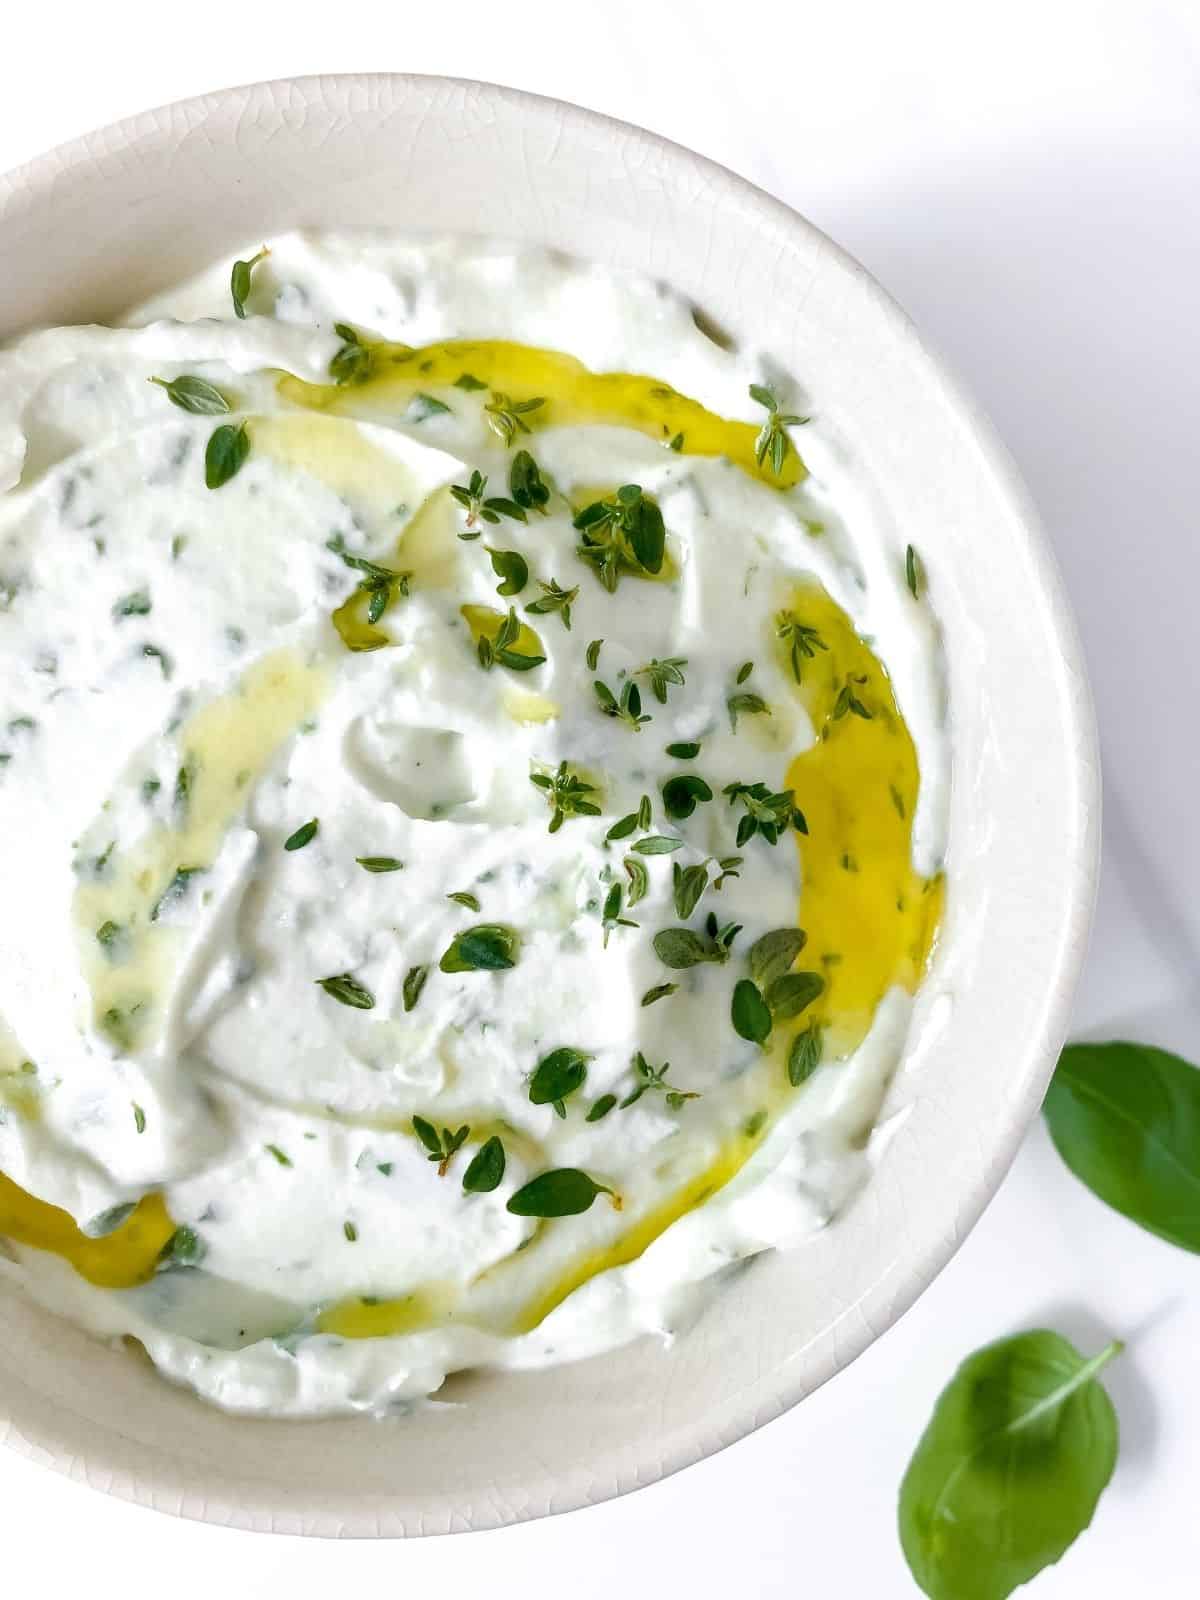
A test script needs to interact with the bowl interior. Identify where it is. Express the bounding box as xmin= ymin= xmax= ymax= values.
xmin=0 ymin=74 xmax=1098 ymax=1535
